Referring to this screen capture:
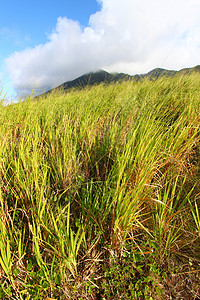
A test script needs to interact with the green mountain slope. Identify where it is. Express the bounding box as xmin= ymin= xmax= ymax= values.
xmin=44 ymin=65 xmax=200 ymax=95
